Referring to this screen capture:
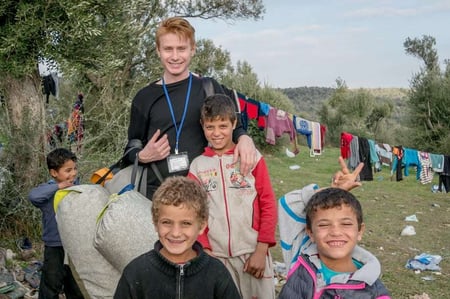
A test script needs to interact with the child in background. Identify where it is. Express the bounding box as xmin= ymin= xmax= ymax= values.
xmin=188 ymin=94 xmax=277 ymax=299
xmin=67 ymin=93 xmax=84 ymax=154
xmin=28 ymin=148 xmax=84 ymax=299
xmin=114 ymin=176 xmax=240 ymax=299
xmin=278 ymin=188 xmax=391 ymax=299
